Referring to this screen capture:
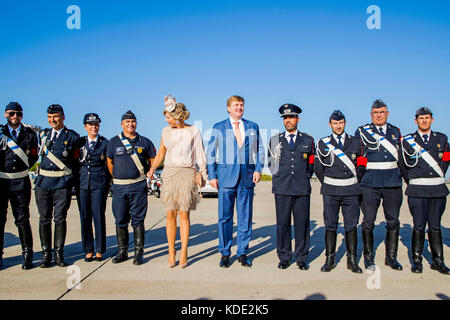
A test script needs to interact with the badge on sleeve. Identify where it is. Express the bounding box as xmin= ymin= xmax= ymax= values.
xmin=137 ymin=147 xmax=143 ymax=154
